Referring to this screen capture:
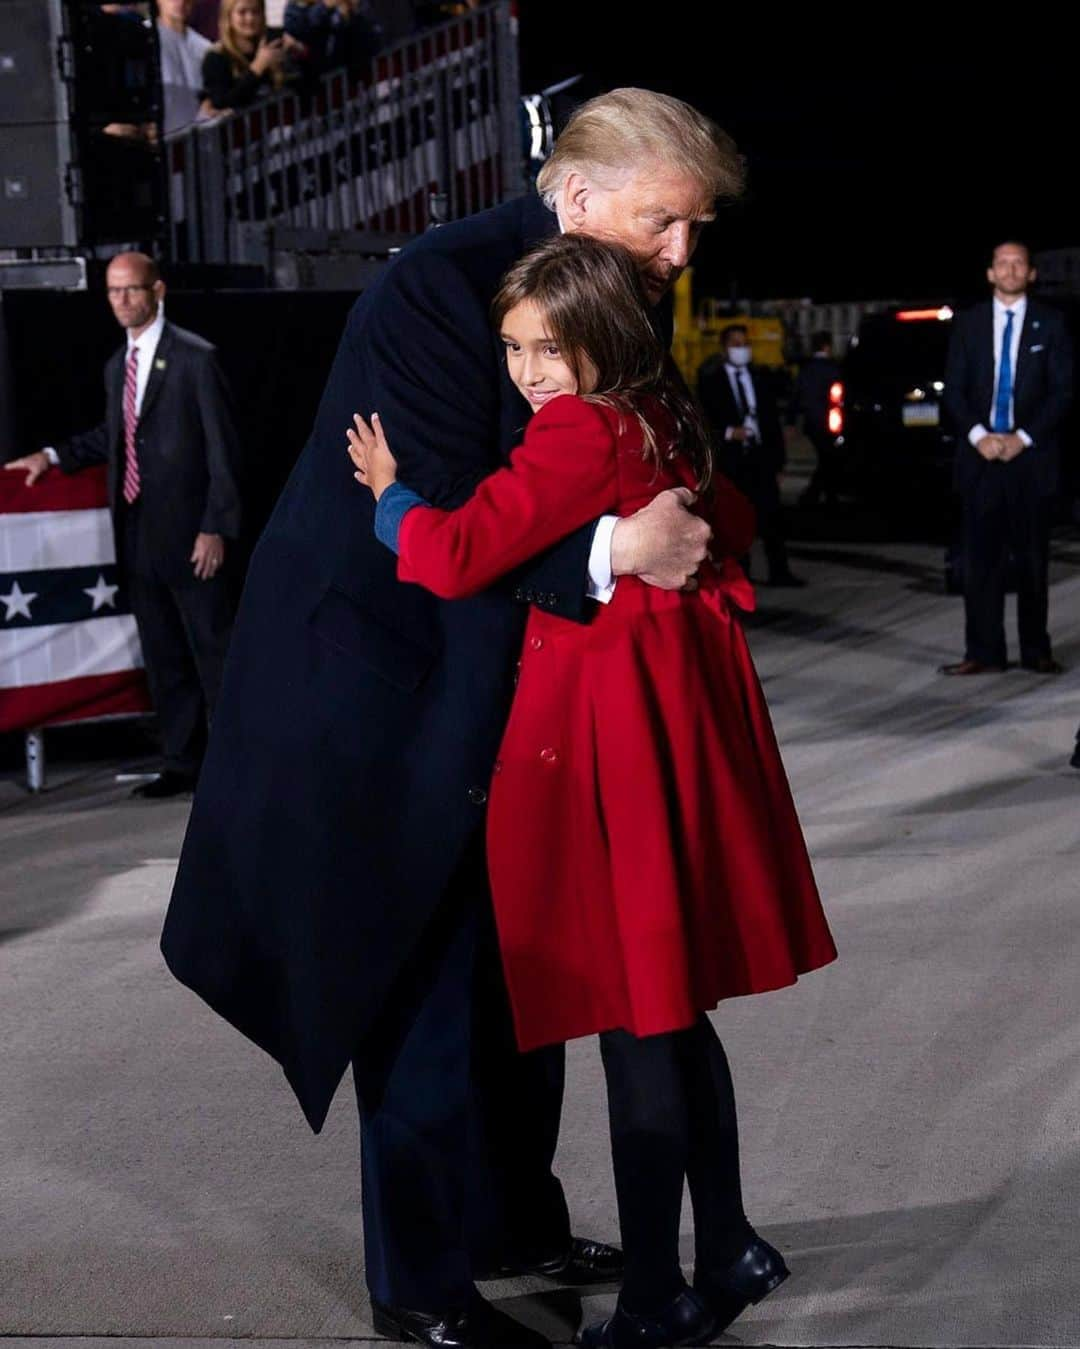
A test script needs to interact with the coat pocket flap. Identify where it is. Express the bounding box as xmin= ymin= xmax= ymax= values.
xmin=308 ymin=584 xmax=439 ymax=691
